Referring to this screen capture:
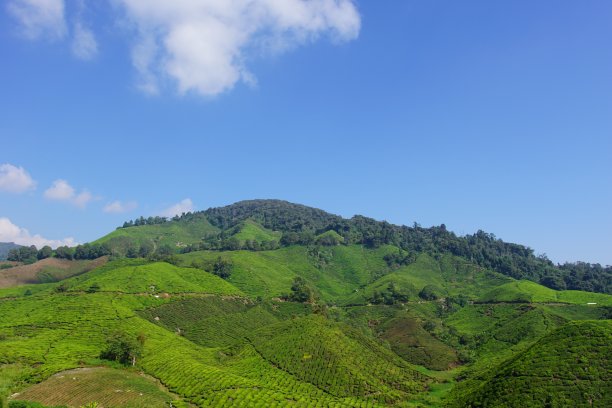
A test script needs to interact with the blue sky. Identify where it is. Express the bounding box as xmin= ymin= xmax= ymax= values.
xmin=1 ymin=0 xmax=611 ymax=265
